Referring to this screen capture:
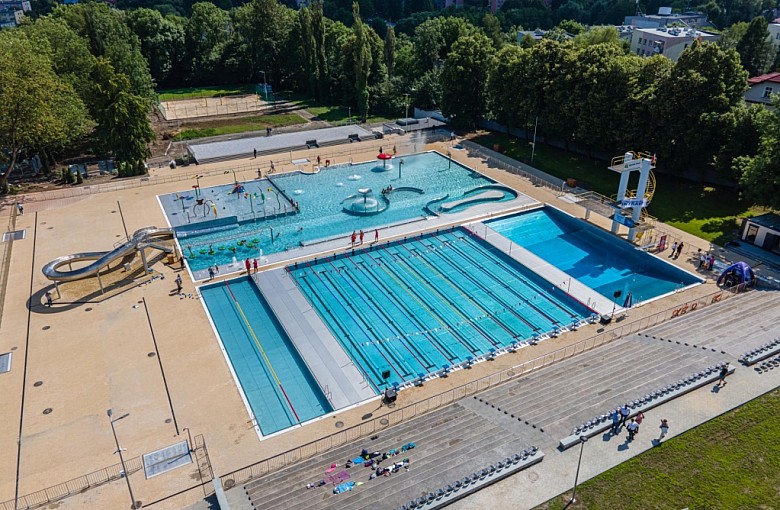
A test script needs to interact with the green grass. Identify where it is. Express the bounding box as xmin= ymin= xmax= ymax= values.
xmin=473 ymin=133 xmax=764 ymax=244
xmin=157 ymin=84 xmax=257 ymax=101
xmin=537 ymin=389 xmax=780 ymax=510
xmin=178 ymin=114 xmax=306 ymax=140
xmin=280 ymin=92 xmax=394 ymax=125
